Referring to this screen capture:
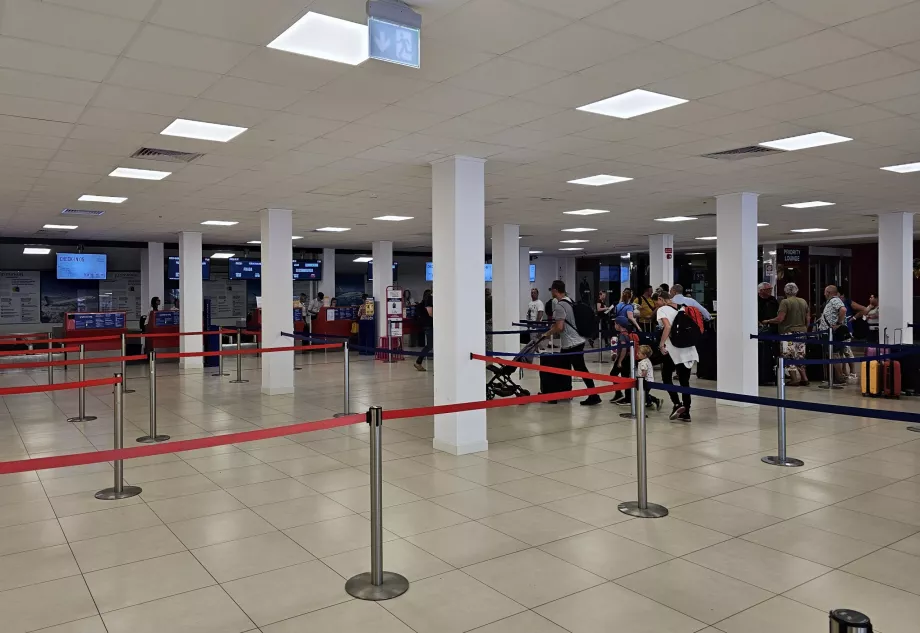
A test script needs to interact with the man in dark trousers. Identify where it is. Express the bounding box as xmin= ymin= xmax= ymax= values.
xmin=540 ymin=281 xmax=600 ymax=406
xmin=757 ymin=282 xmax=780 ymax=385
